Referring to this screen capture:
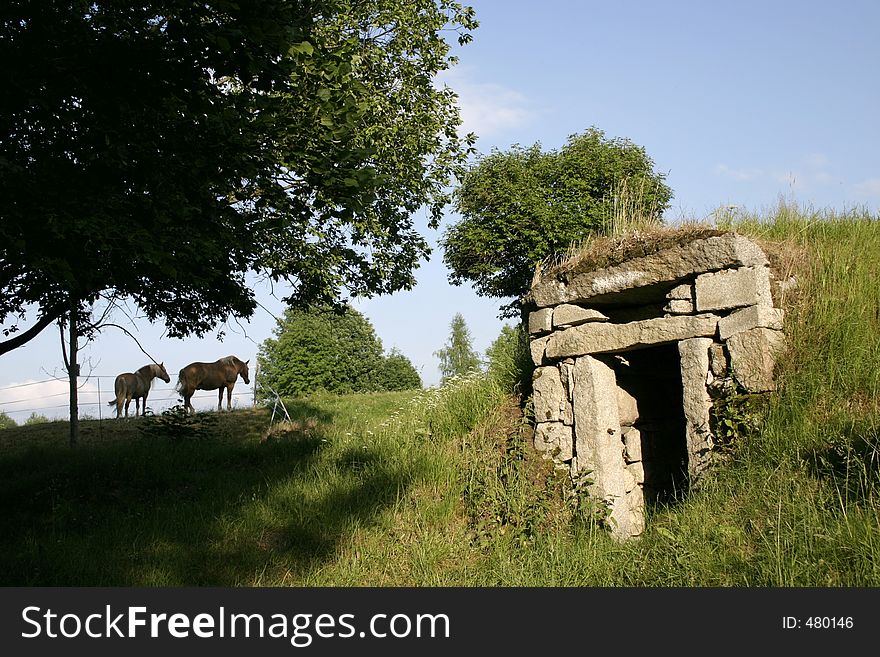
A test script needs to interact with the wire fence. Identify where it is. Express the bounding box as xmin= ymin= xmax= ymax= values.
xmin=0 ymin=375 xmax=257 ymax=421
